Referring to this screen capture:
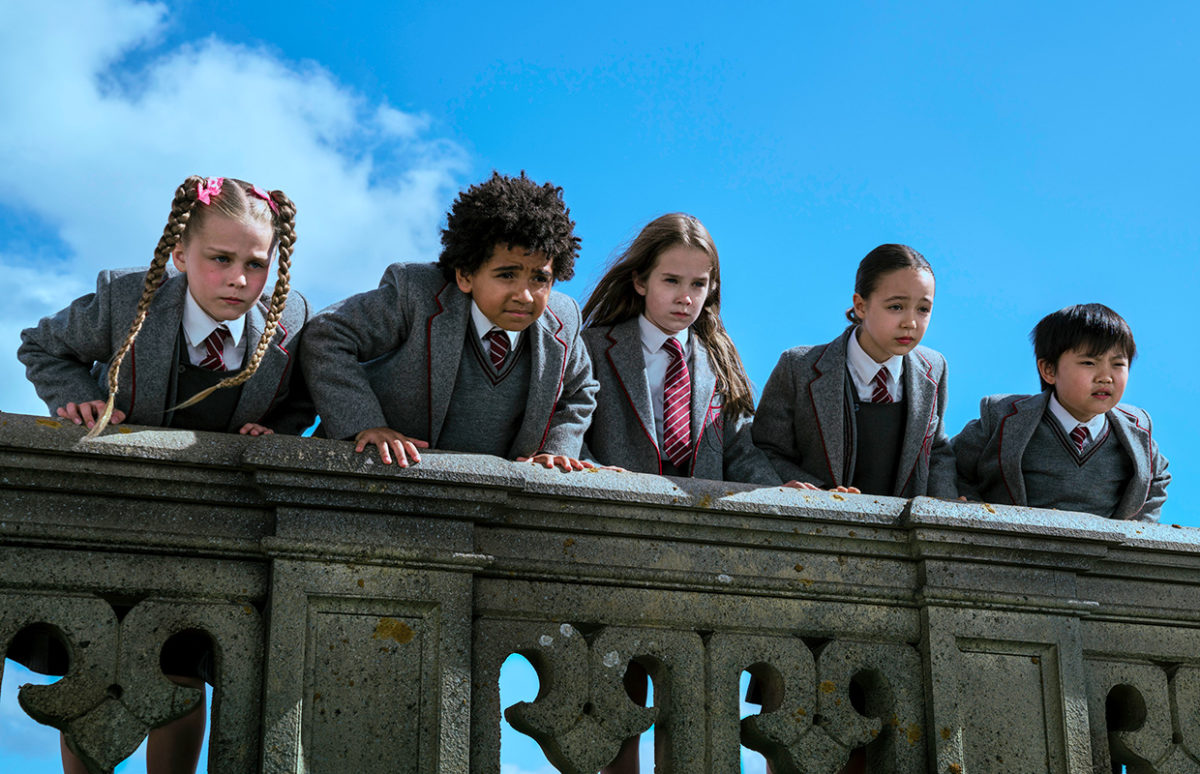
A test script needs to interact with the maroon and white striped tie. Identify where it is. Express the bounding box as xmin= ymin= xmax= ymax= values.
xmin=485 ymin=329 xmax=509 ymax=370
xmin=662 ymin=338 xmax=691 ymax=469
xmin=198 ymin=326 xmax=231 ymax=371
xmin=870 ymin=366 xmax=893 ymax=404
xmin=1070 ymin=424 xmax=1090 ymax=453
